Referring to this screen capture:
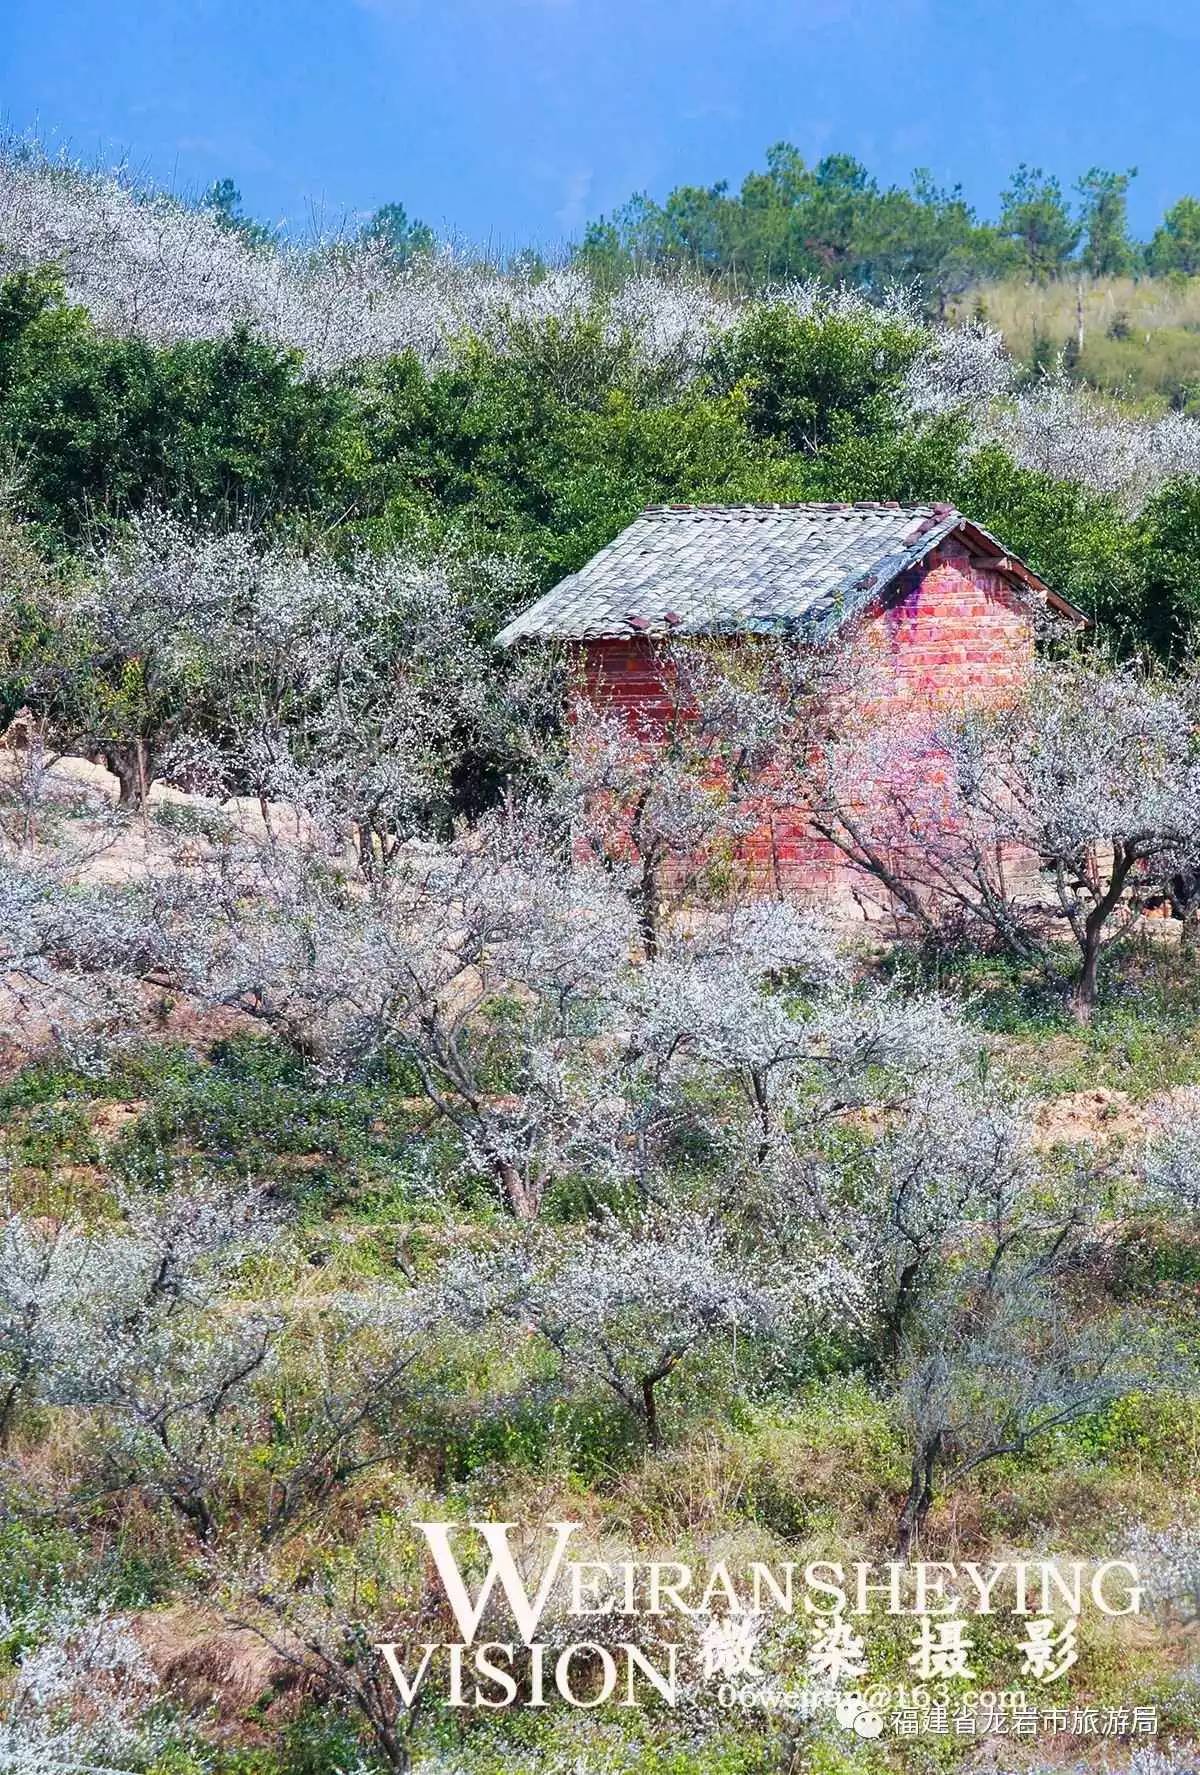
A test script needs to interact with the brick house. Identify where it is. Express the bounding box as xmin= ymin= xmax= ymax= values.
xmin=495 ymin=503 xmax=1083 ymax=906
